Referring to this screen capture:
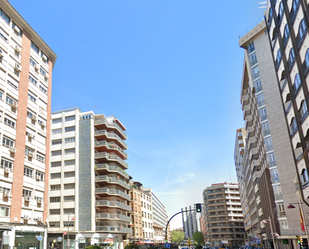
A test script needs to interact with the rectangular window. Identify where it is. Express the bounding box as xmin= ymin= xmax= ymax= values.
xmin=0 ymin=206 xmax=9 ymax=217
xmin=63 ymin=208 xmax=75 ymax=214
xmin=2 ymin=136 xmax=14 ymax=148
xmin=23 ymin=189 xmax=32 ymax=197
xmin=51 ymin=150 xmax=61 ymax=156
xmin=4 ymin=115 xmax=15 ymax=129
xmin=29 ymin=74 xmax=37 ymax=86
xmin=64 ymin=196 xmax=75 ymax=202
xmin=28 ymin=91 xmax=37 ymax=103
xmin=36 ymin=153 xmax=45 ymax=163
xmin=7 ymin=75 xmax=18 ymax=90
xmin=64 ymin=184 xmax=75 ymax=189
xmin=51 ymin=161 xmax=61 ymax=167
xmin=36 ymin=171 xmax=44 ymax=181
xmin=0 ymin=89 xmax=3 ymax=100
xmin=0 ymin=158 xmax=13 ymax=169
xmin=65 ymin=126 xmax=75 ymax=132
xmin=27 ymin=109 xmax=36 ymax=119
xmin=50 ymin=197 xmax=60 ymax=203
xmin=63 ymin=221 xmax=74 ymax=227
xmin=52 ymin=139 xmax=62 ymax=145
xmin=65 ymin=148 xmax=75 ymax=154
xmin=64 ymin=172 xmax=75 ymax=178
xmin=52 ymin=118 xmax=62 ymax=124
xmin=41 ymin=52 xmax=49 ymax=62
xmin=50 ymin=185 xmax=61 ymax=190
xmin=65 ymin=116 xmax=75 ymax=122
xmin=65 ymin=137 xmax=75 ymax=143
xmin=50 ymin=173 xmax=61 ymax=179
xmin=52 ymin=128 xmax=62 ymax=135
xmin=31 ymin=41 xmax=39 ymax=53
xmin=40 ymin=67 xmax=47 ymax=76
xmin=24 ymin=167 xmax=33 ymax=178
xmin=50 ymin=209 xmax=60 ymax=215
xmin=6 ymin=95 xmax=17 ymax=106
xmin=30 ymin=57 xmax=37 ymax=67
xmin=39 ymin=84 xmax=47 ymax=94
xmin=49 ymin=222 xmax=60 ymax=227
xmin=64 ymin=160 xmax=75 ymax=166
xmin=25 ymin=147 xmax=34 ymax=156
